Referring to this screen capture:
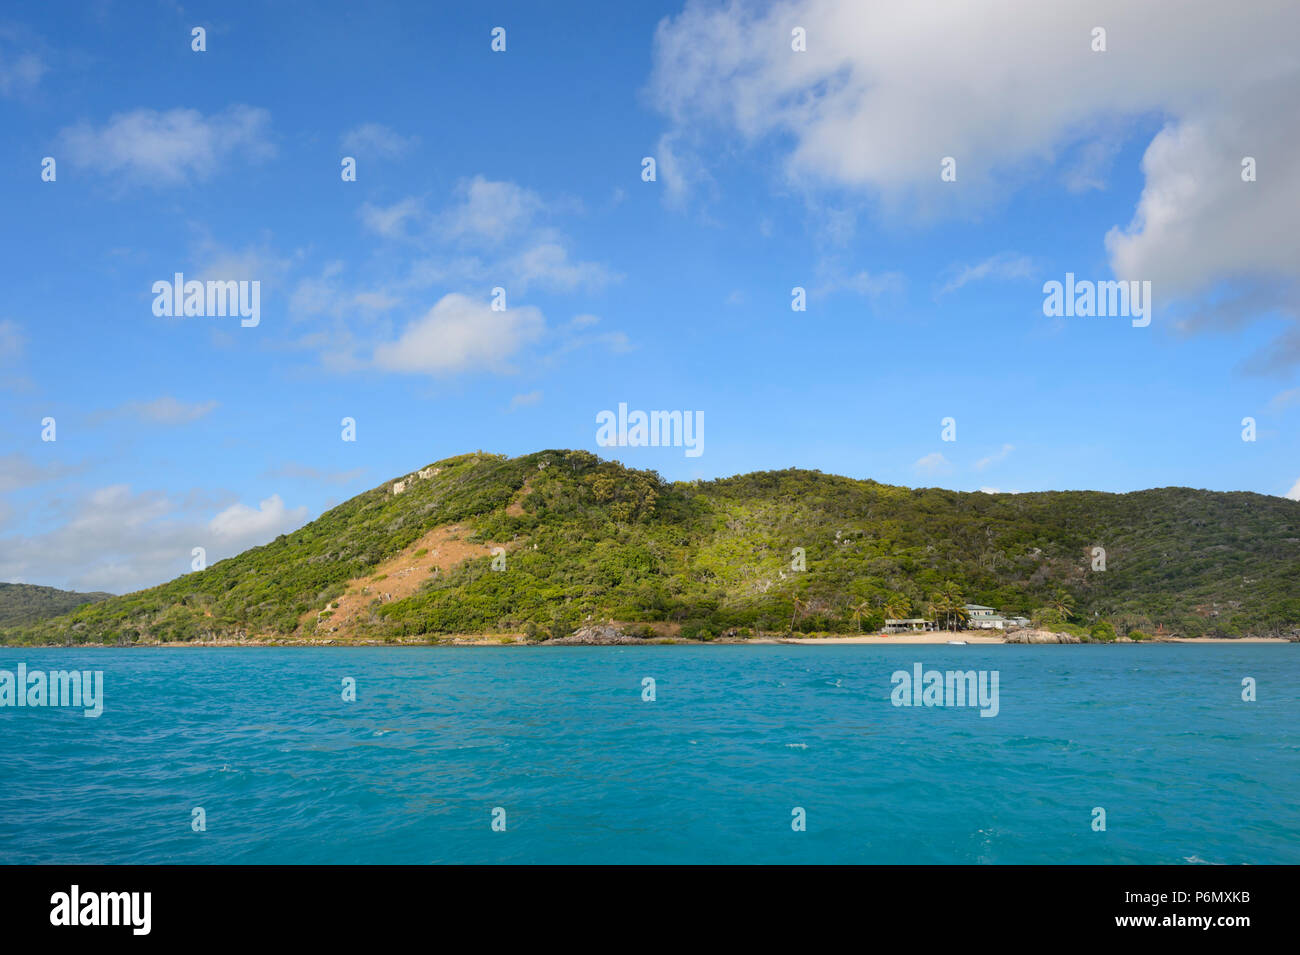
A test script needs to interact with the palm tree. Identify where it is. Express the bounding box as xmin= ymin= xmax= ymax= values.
xmin=942 ymin=582 xmax=969 ymax=631
xmin=851 ymin=599 xmax=873 ymax=633
xmin=927 ymin=581 xmax=967 ymax=631
xmin=883 ymin=594 xmax=911 ymax=622
xmin=924 ymin=598 xmax=946 ymax=631
xmin=789 ymin=596 xmax=807 ymax=634
xmin=1050 ymin=587 xmax=1074 ymax=621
